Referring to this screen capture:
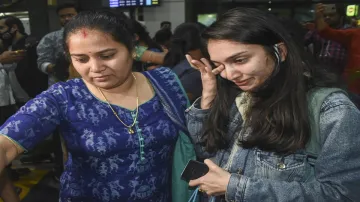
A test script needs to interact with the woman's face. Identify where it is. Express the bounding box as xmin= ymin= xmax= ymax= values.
xmin=208 ymin=39 xmax=276 ymax=92
xmin=67 ymin=28 xmax=133 ymax=90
